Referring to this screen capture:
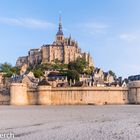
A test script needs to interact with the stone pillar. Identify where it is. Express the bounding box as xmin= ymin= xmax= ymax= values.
xmin=37 ymin=86 xmax=52 ymax=105
xmin=10 ymin=83 xmax=28 ymax=105
xmin=128 ymin=81 xmax=140 ymax=104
